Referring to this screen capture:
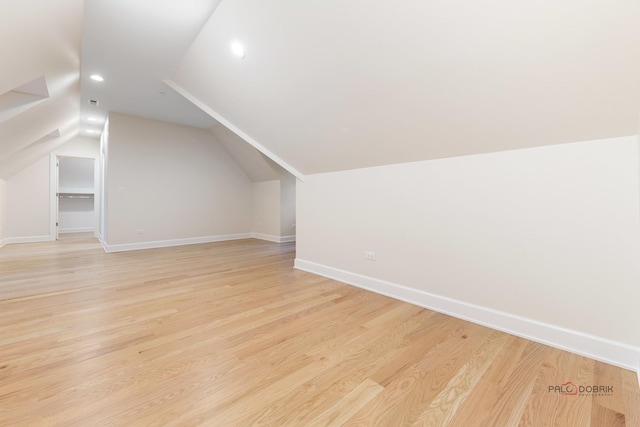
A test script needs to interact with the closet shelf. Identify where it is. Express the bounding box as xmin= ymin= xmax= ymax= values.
xmin=58 ymin=187 xmax=94 ymax=195
xmin=58 ymin=193 xmax=94 ymax=199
